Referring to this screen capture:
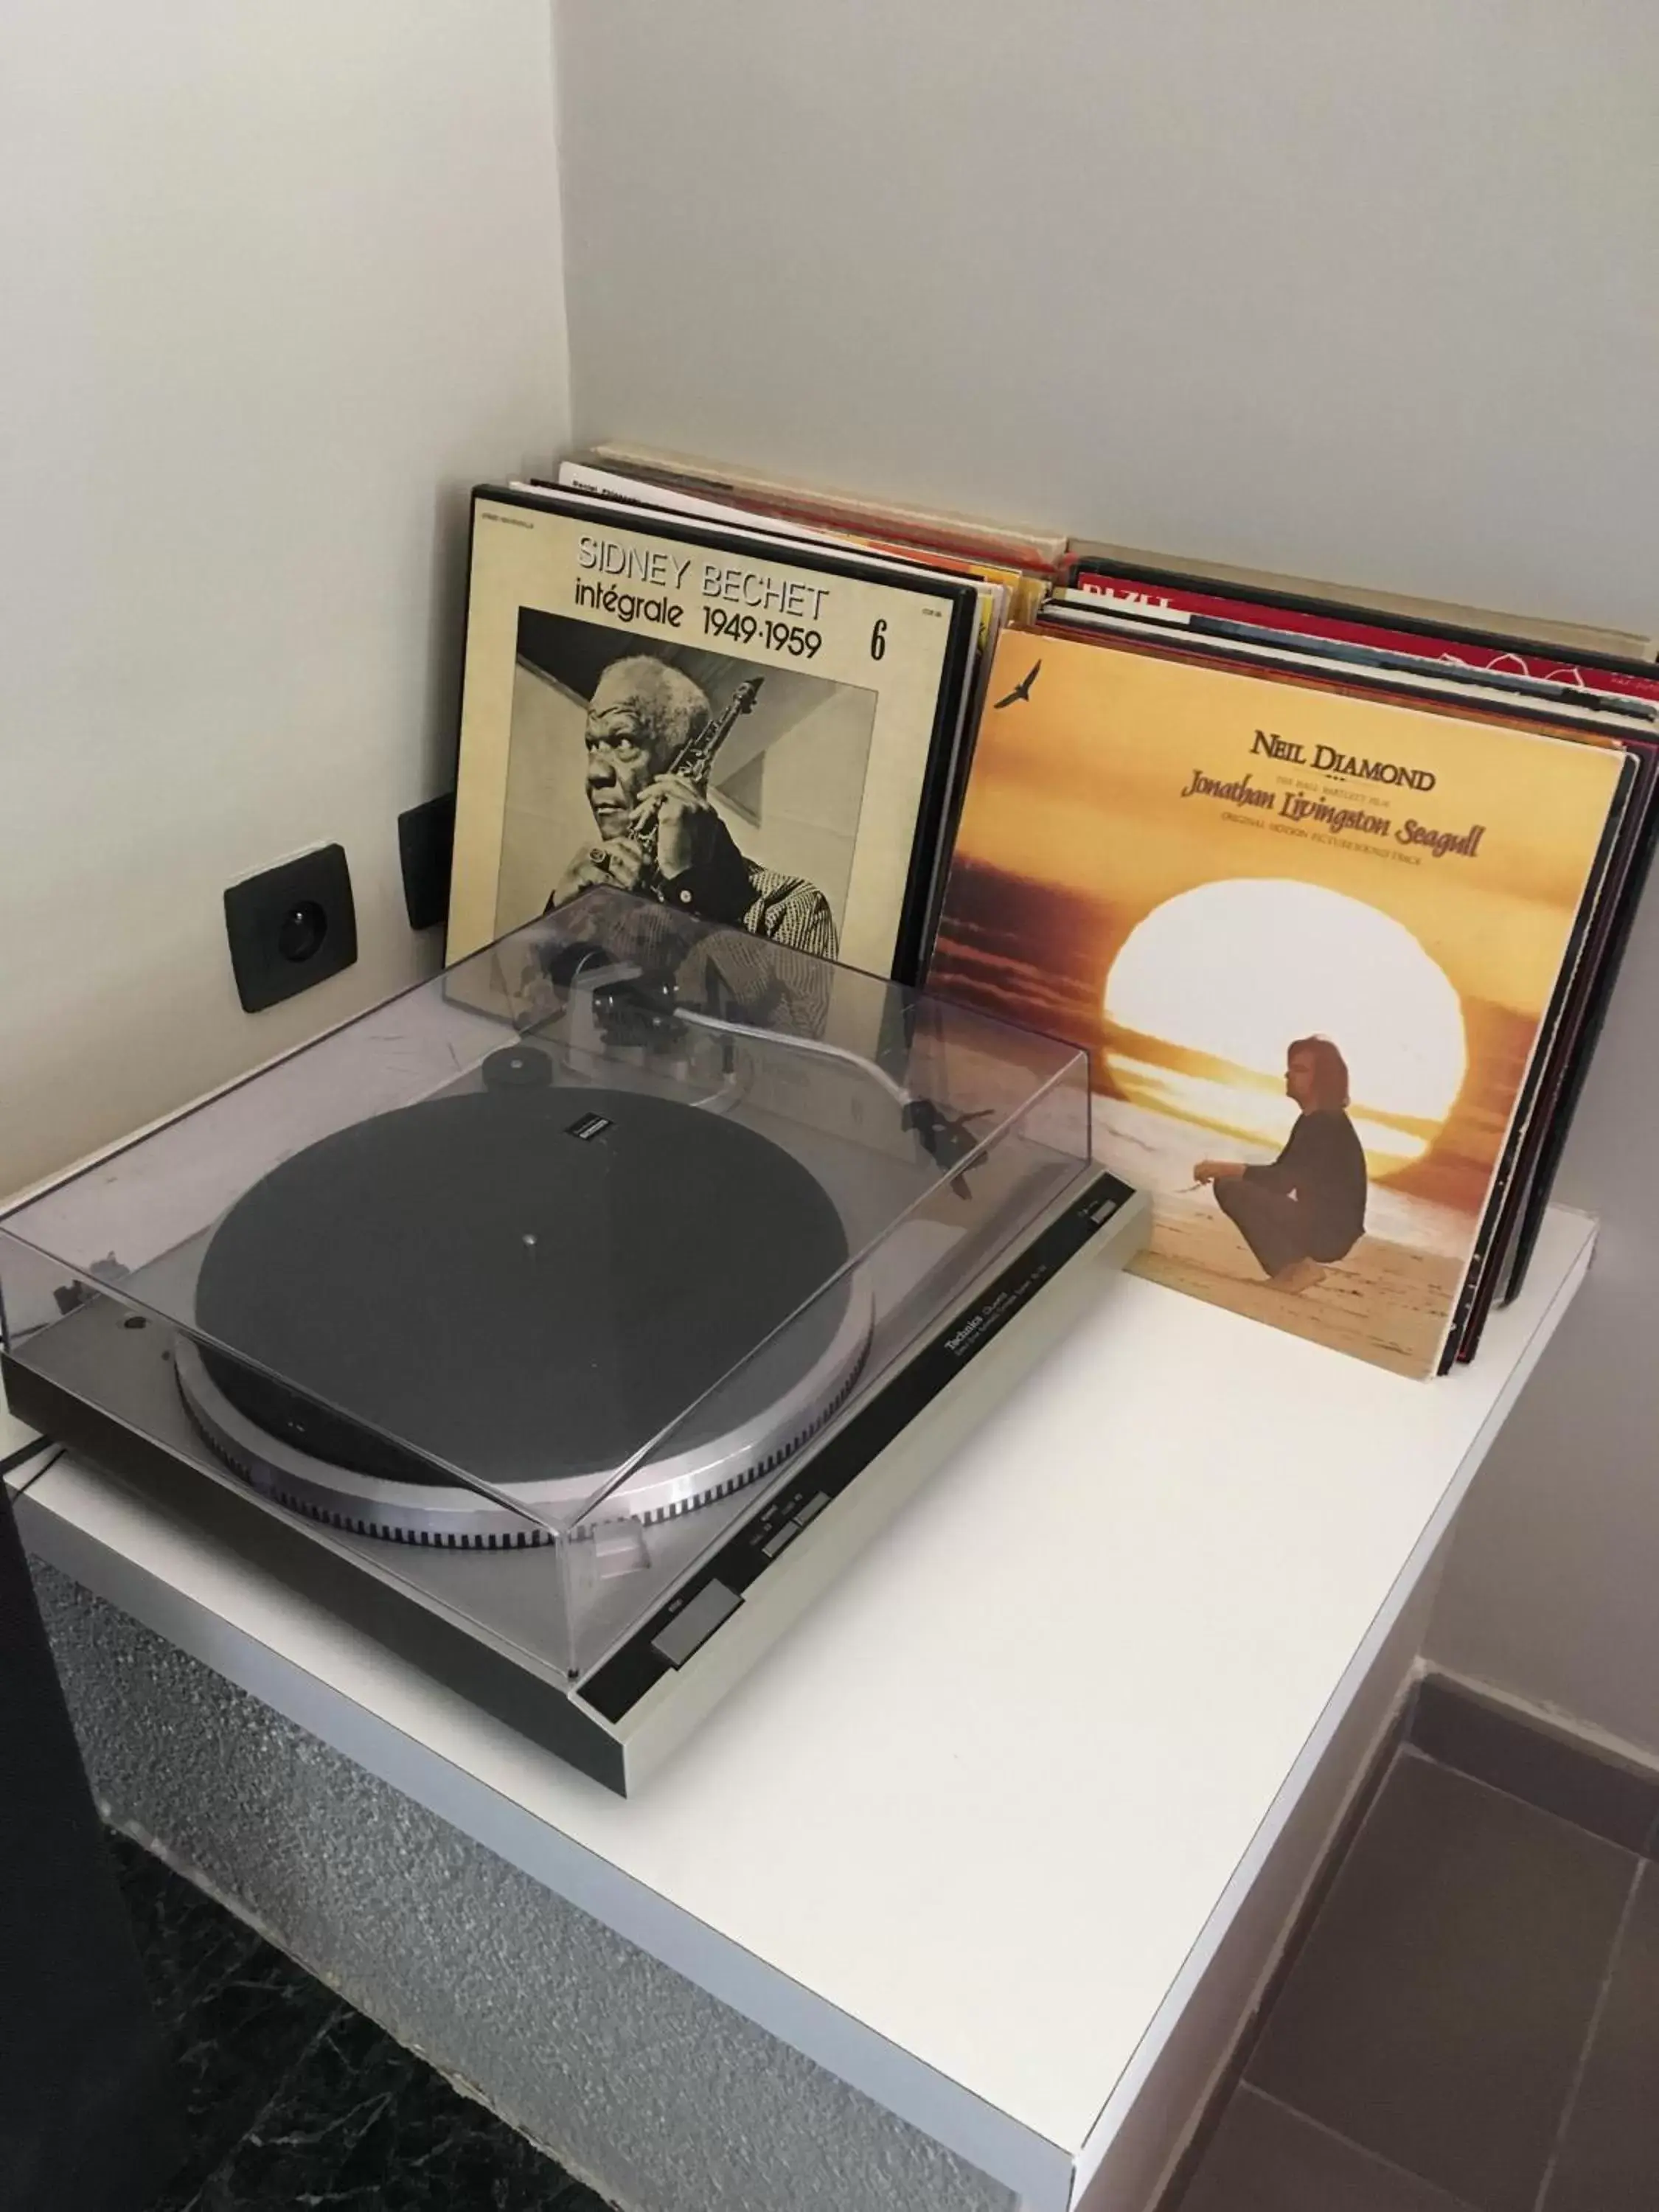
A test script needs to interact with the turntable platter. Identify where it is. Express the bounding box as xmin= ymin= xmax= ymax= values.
xmin=178 ymin=1087 xmax=872 ymax=1546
